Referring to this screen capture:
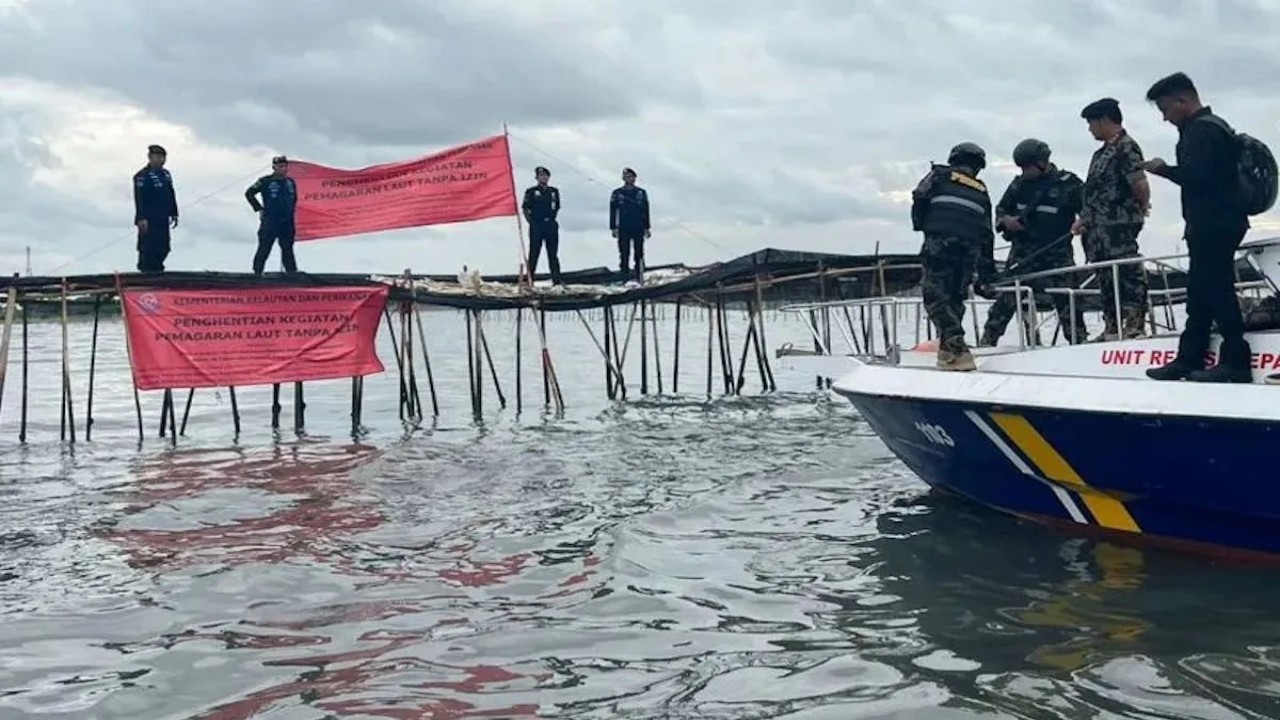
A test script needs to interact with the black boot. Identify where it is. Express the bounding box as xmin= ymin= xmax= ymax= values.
xmin=1146 ymin=360 xmax=1198 ymax=381
xmin=1187 ymin=365 xmax=1252 ymax=383
xmin=1189 ymin=339 xmax=1253 ymax=383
